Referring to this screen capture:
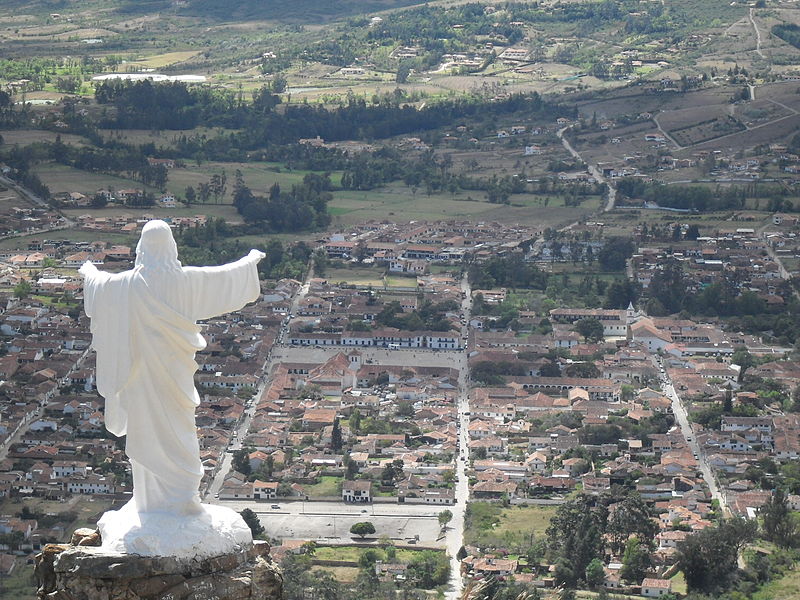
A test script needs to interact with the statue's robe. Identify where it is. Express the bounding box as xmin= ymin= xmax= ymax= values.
xmin=81 ymin=254 xmax=261 ymax=515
